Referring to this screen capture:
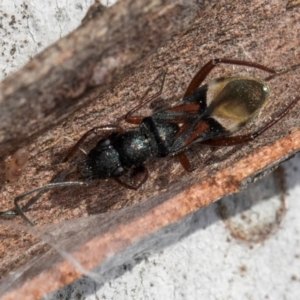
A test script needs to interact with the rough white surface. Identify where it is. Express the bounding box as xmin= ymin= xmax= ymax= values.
xmin=0 ymin=0 xmax=114 ymax=80
xmin=0 ymin=1 xmax=299 ymax=300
